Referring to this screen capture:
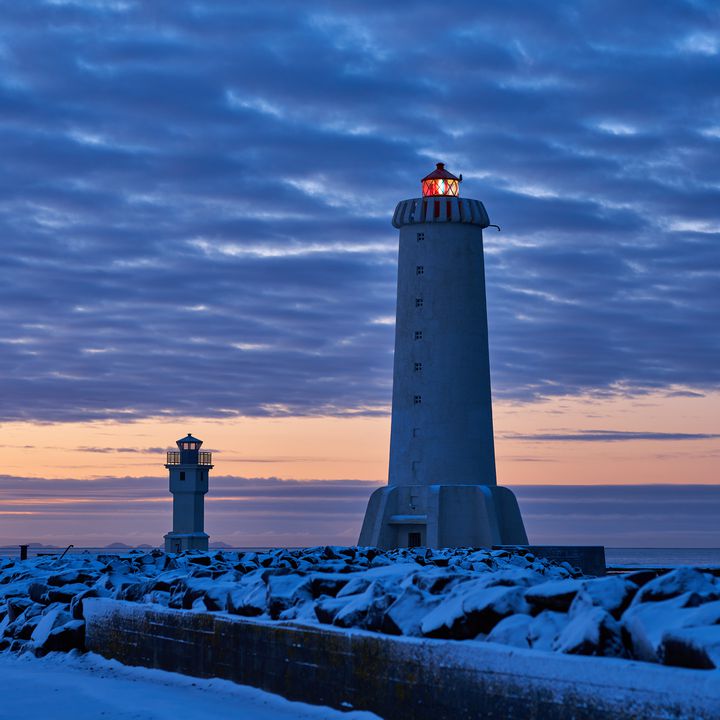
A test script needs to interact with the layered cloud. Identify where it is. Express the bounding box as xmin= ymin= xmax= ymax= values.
xmin=0 ymin=474 xmax=718 ymax=548
xmin=0 ymin=1 xmax=718 ymax=422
